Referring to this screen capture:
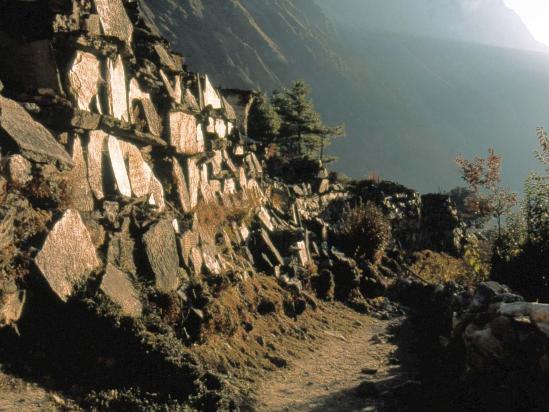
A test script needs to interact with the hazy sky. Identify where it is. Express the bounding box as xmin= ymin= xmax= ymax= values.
xmin=505 ymin=0 xmax=549 ymax=46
